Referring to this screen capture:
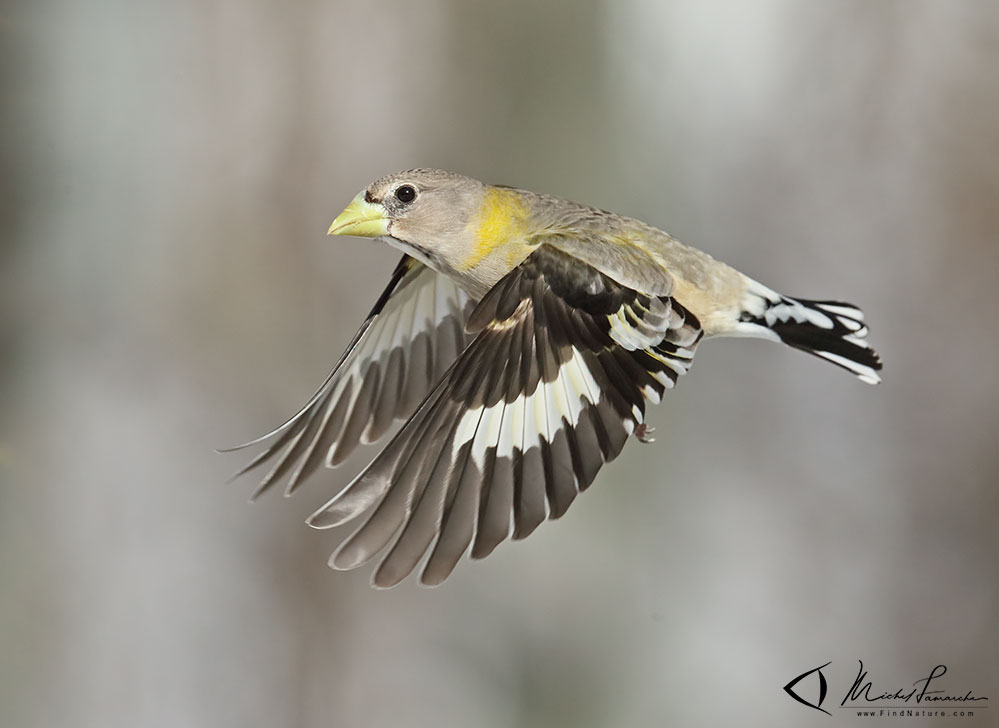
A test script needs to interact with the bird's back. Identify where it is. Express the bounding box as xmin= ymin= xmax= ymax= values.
xmin=512 ymin=187 xmax=749 ymax=335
